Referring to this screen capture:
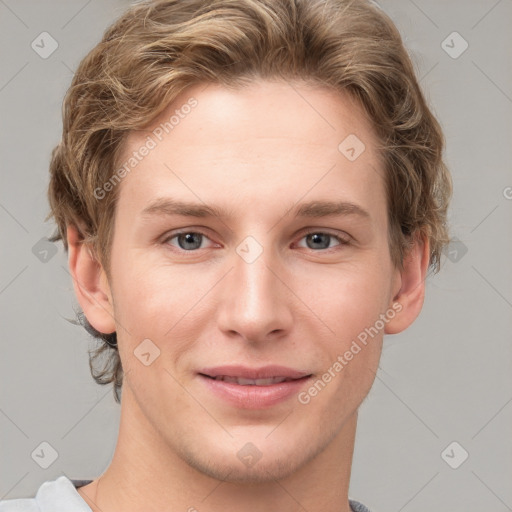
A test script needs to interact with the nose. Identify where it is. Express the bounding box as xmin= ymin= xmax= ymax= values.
xmin=216 ymin=242 xmax=294 ymax=344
